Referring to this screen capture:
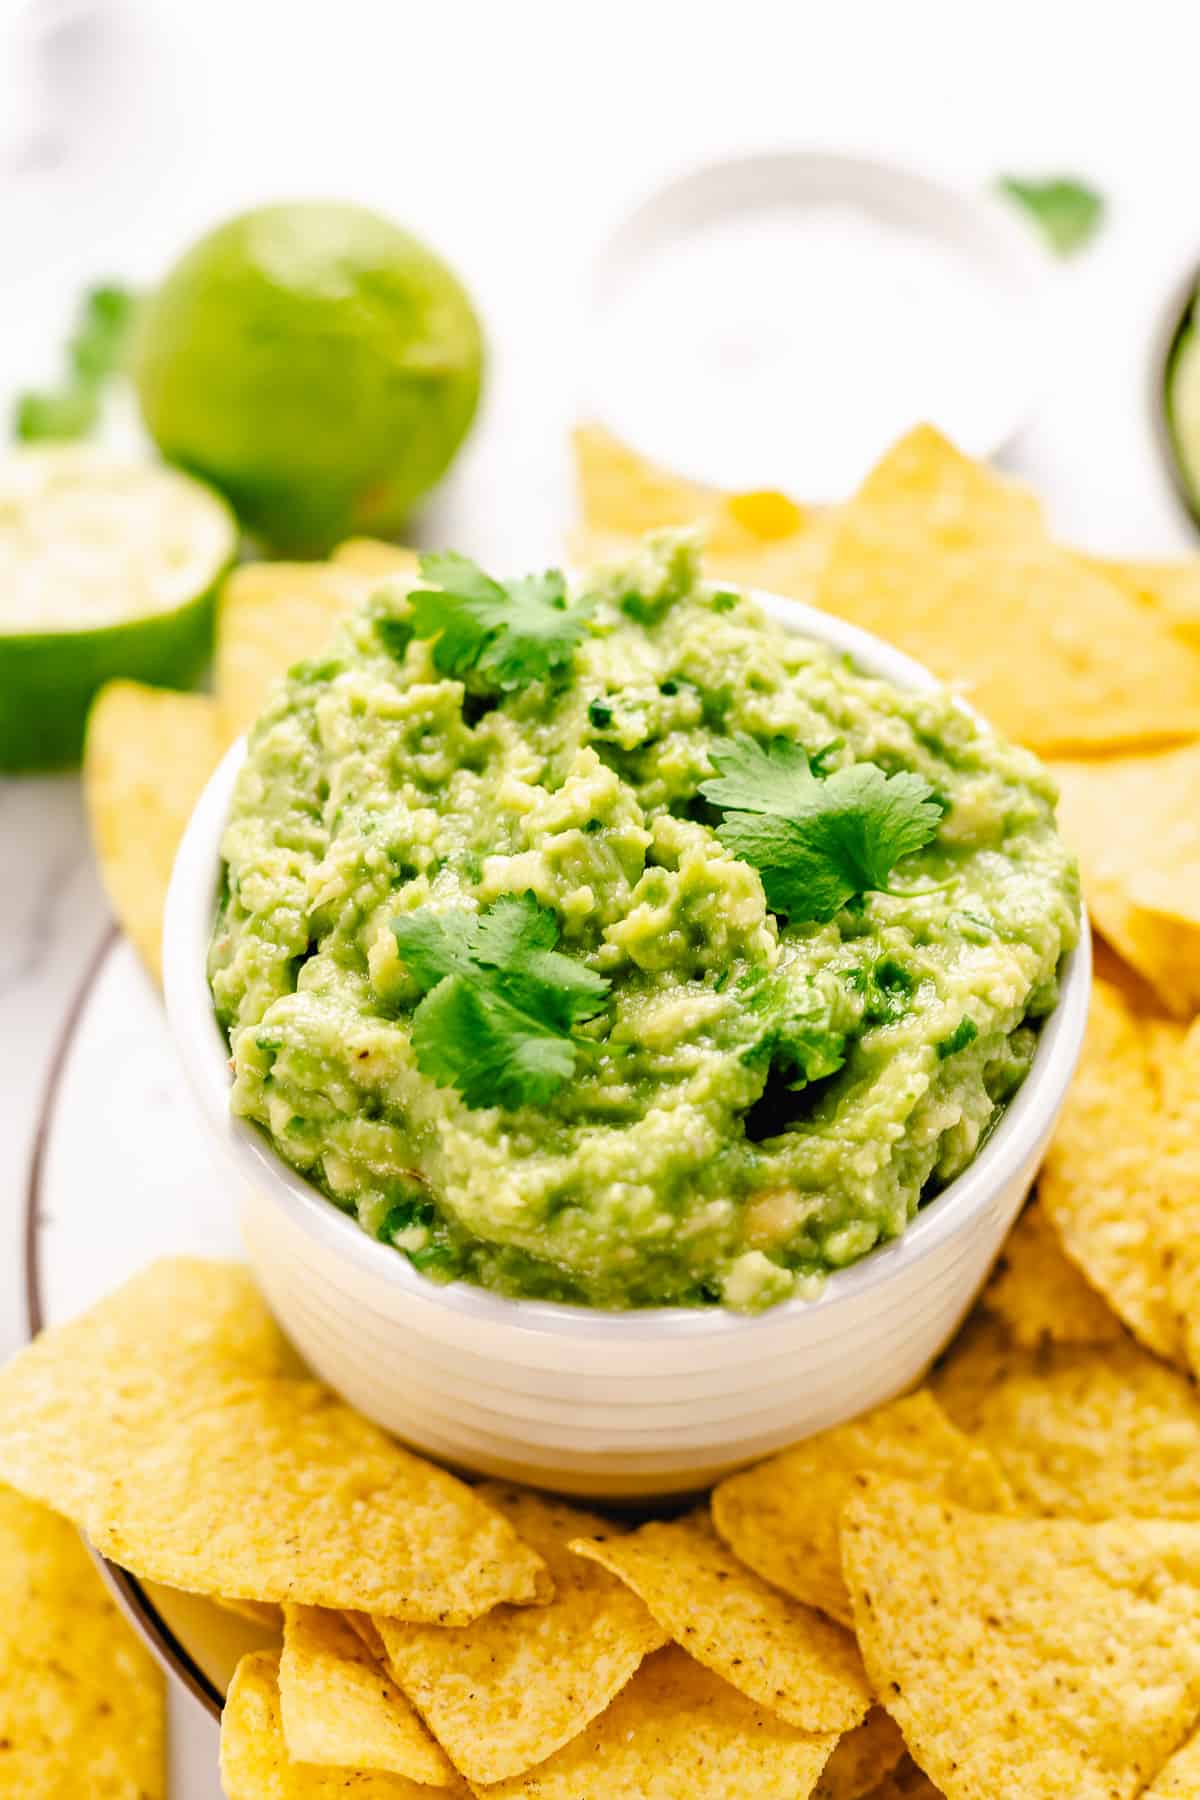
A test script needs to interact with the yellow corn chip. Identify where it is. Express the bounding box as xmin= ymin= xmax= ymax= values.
xmin=815 ymin=426 xmax=1200 ymax=753
xmin=571 ymin=423 xmax=837 ymax=607
xmin=1086 ymin=555 xmax=1200 ymax=645
xmin=375 ymin=1483 xmax=666 ymax=1785
xmin=570 ymin=1510 xmax=869 ymax=1733
xmin=1052 ymin=747 xmax=1200 ymax=1016
xmin=280 ymin=1606 xmax=453 ymax=1784
xmin=0 ymin=1483 xmax=164 ymax=1798
xmin=1142 ymin=1724 xmax=1200 ymax=1798
xmin=809 ymin=1708 xmax=907 ymax=1800
xmin=467 ymin=1644 xmax=837 ymax=1800
xmin=842 ymin=1479 xmax=1200 ymax=1800
xmin=332 ymin=540 xmax=421 ymax=579
xmin=222 ymin=1651 xmax=458 ymax=1798
xmin=0 ymin=1259 xmax=547 ymax=1621
xmin=711 ymin=1391 xmax=1013 ymax=1627
xmin=933 ymin=1313 xmax=1200 ymax=1518
xmin=980 ymin=1201 xmax=1123 ymax=1348
xmin=84 ymin=680 xmax=226 ymax=982
xmin=1039 ymin=980 xmax=1198 ymax=1361
xmin=216 ymin=561 xmax=377 ymax=737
